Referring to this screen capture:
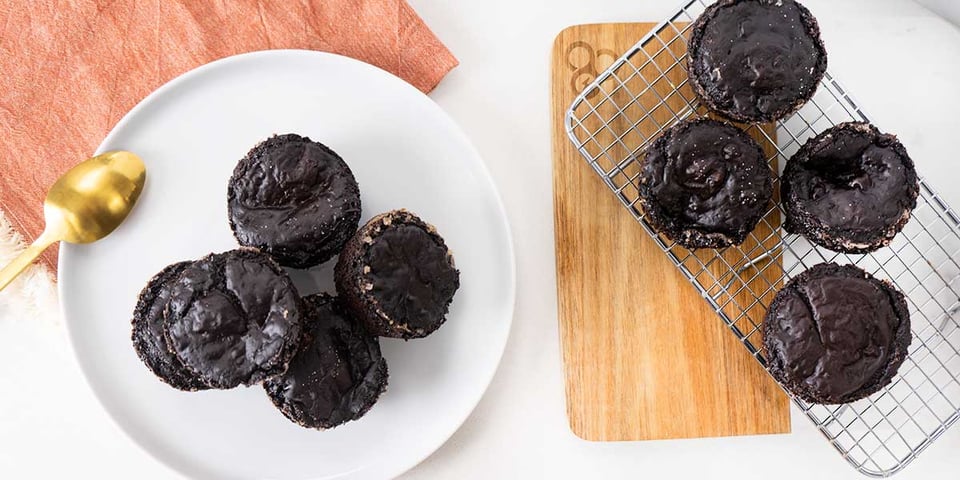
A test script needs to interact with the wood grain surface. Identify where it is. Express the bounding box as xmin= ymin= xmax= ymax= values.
xmin=551 ymin=23 xmax=790 ymax=441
